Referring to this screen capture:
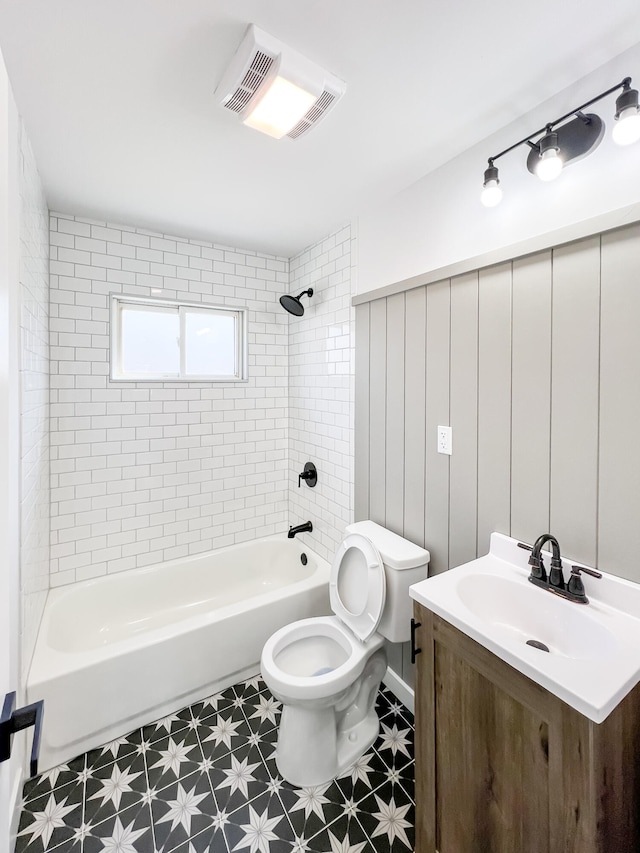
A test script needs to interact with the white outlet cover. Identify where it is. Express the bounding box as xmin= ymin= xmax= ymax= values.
xmin=437 ymin=425 xmax=452 ymax=455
